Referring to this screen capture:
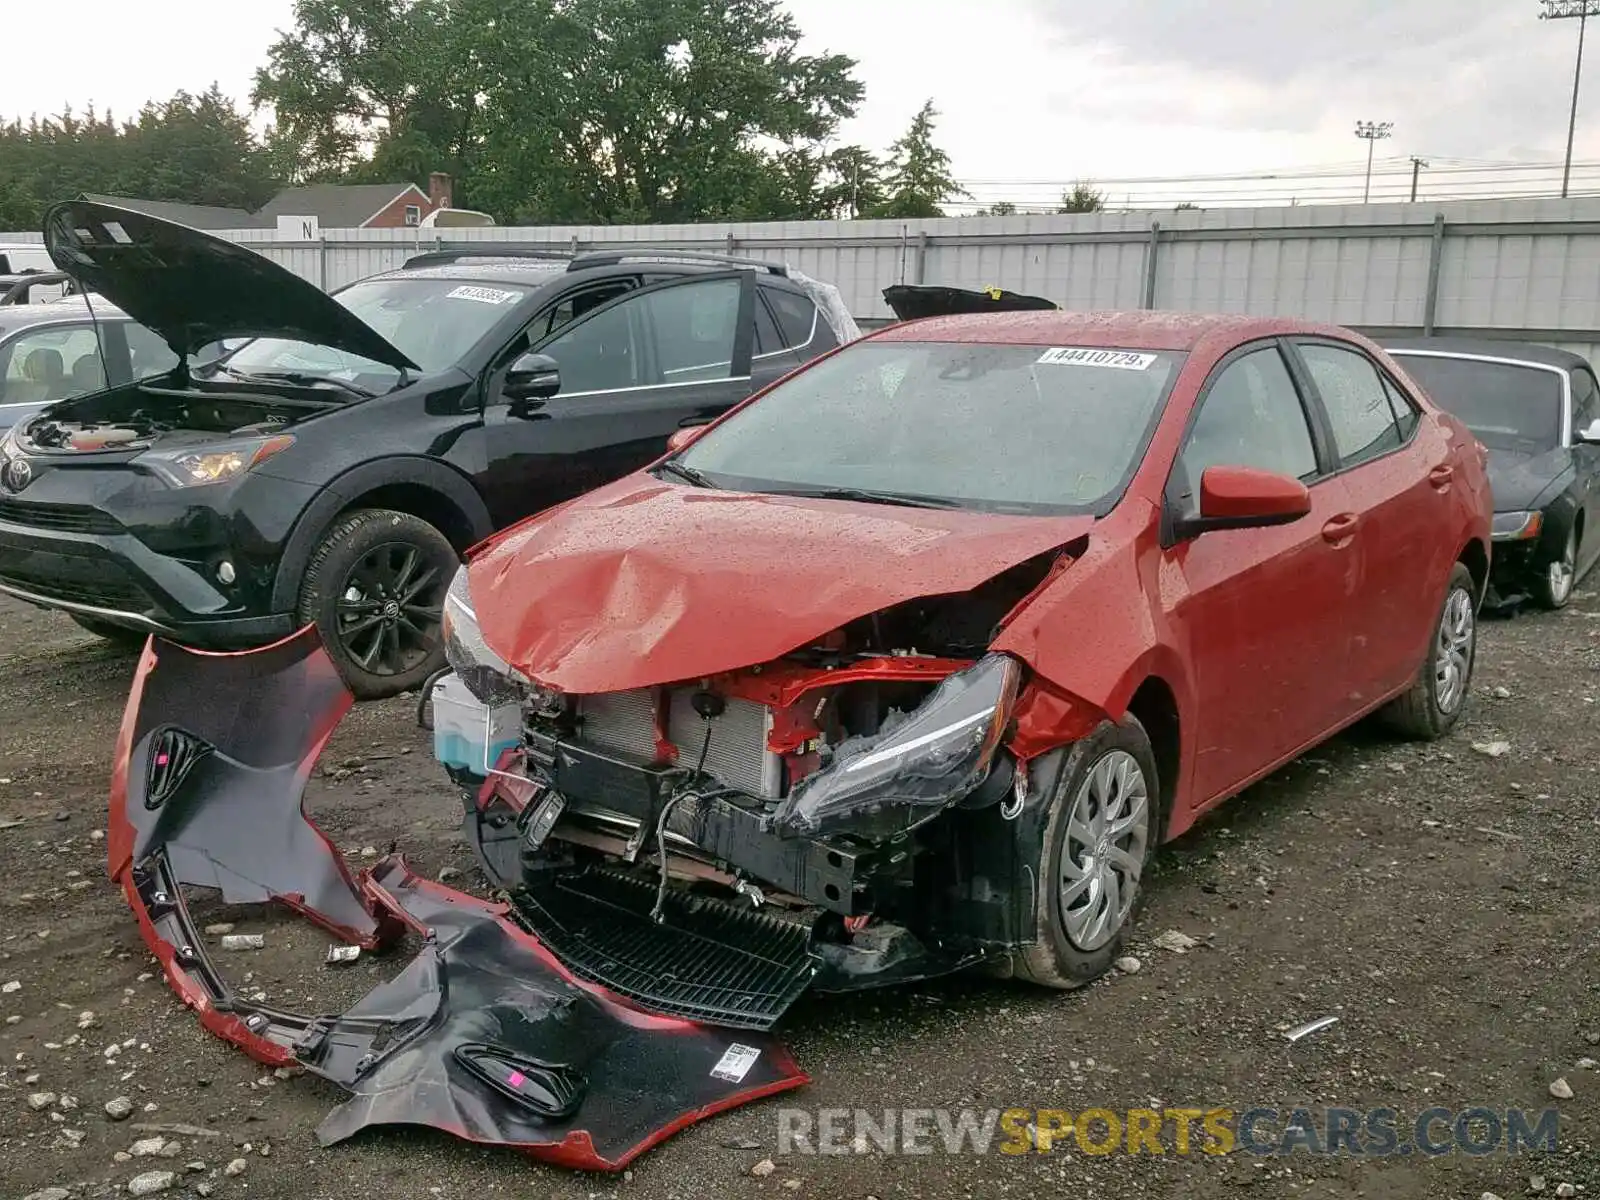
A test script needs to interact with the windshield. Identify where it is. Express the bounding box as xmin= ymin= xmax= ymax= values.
xmin=212 ymin=277 xmax=532 ymax=383
xmin=1393 ymin=353 xmax=1564 ymax=453
xmin=674 ymin=340 xmax=1184 ymax=514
